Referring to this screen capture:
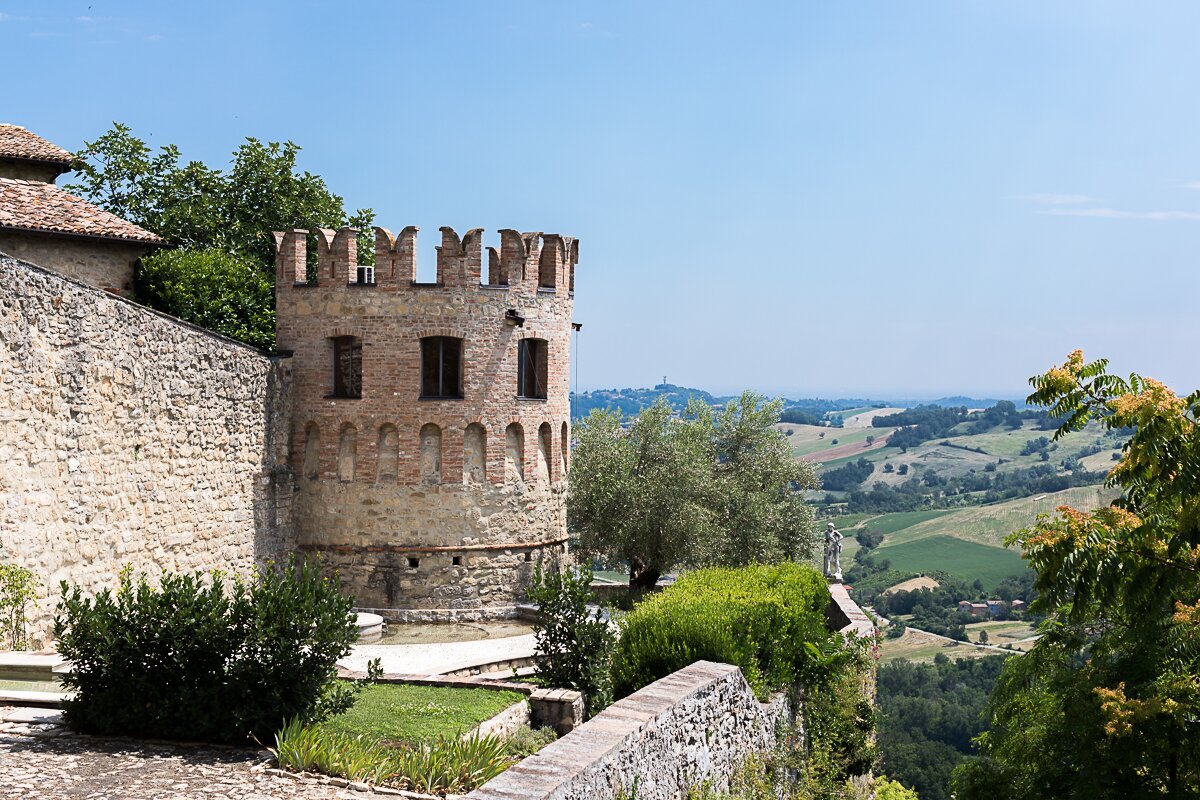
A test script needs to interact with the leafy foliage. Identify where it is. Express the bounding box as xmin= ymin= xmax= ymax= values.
xmin=953 ymin=351 xmax=1200 ymax=799
xmin=0 ymin=560 xmax=37 ymax=650
xmin=135 ymin=248 xmax=275 ymax=349
xmin=877 ymin=656 xmax=1007 ymax=800
xmin=54 ymin=556 xmax=356 ymax=744
xmin=526 ymin=565 xmax=617 ymax=714
xmin=610 ymin=563 xmax=836 ymax=700
xmin=568 ymin=392 xmax=819 ymax=586
xmin=66 ymin=122 xmax=374 ymax=347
